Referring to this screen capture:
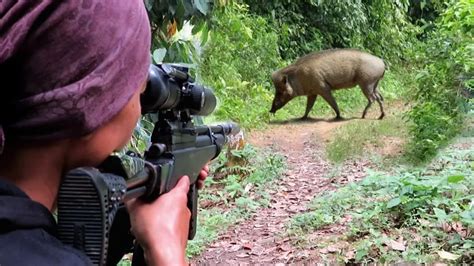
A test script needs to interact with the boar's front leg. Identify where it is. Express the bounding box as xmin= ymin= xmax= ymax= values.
xmin=320 ymin=88 xmax=341 ymax=120
xmin=302 ymin=95 xmax=318 ymax=119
